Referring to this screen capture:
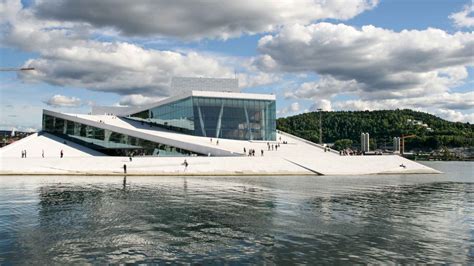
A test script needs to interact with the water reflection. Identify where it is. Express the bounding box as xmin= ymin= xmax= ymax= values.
xmin=287 ymin=182 xmax=473 ymax=264
xmin=28 ymin=177 xmax=277 ymax=264
xmin=0 ymin=162 xmax=472 ymax=264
